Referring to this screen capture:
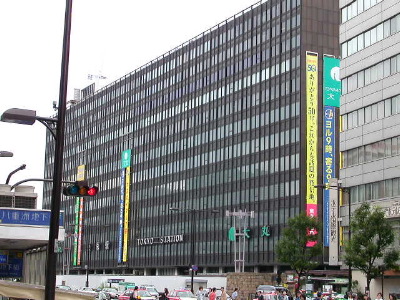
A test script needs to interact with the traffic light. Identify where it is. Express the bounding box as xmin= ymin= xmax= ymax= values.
xmin=63 ymin=181 xmax=98 ymax=197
